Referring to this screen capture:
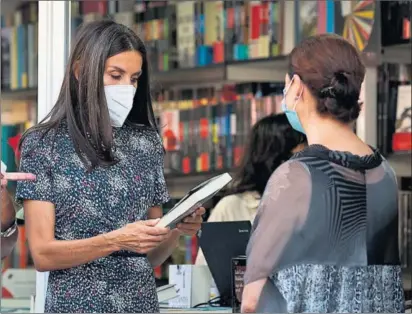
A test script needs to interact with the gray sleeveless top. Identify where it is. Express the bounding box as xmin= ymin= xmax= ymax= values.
xmin=244 ymin=144 xmax=405 ymax=313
